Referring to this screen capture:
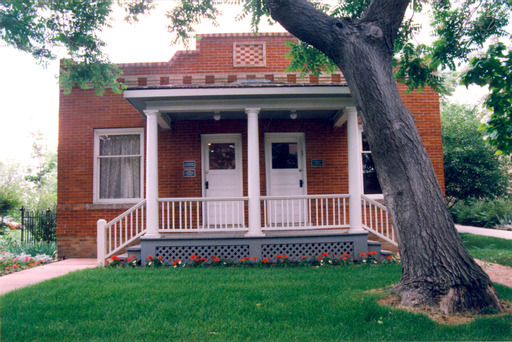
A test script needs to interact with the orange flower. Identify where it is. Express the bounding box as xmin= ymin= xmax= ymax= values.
xmin=157 ymin=256 xmax=163 ymax=260
xmin=148 ymin=255 xmax=153 ymax=260
xmin=317 ymin=256 xmax=322 ymax=260
xmin=322 ymin=252 xmax=329 ymax=257
xmin=372 ymin=251 xmax=377 ymax=255
xmin=172 ymin=261 xmax=177 ymax=265
xmin=301 ymin=256 xmax=307 ymax=260
xmin=244 ymin=256 xmax=250 ymax=260
xmin=263 ymin=258 xmax=269 ymax=263
xmin=359 ymin=253 xmax=365 ymax=258
xmin=276 ymin=254 xmax=282 ymax=259
xmin=190 ymin=254 xmax=196 ymax=260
